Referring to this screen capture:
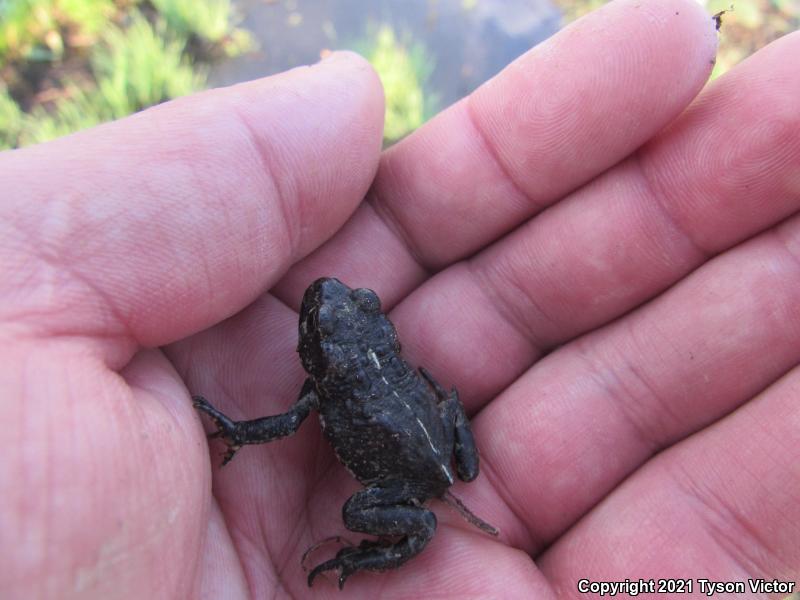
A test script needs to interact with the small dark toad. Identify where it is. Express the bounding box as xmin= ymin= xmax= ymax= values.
xmin=193 ymin=277 xmax=497 ymax=589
